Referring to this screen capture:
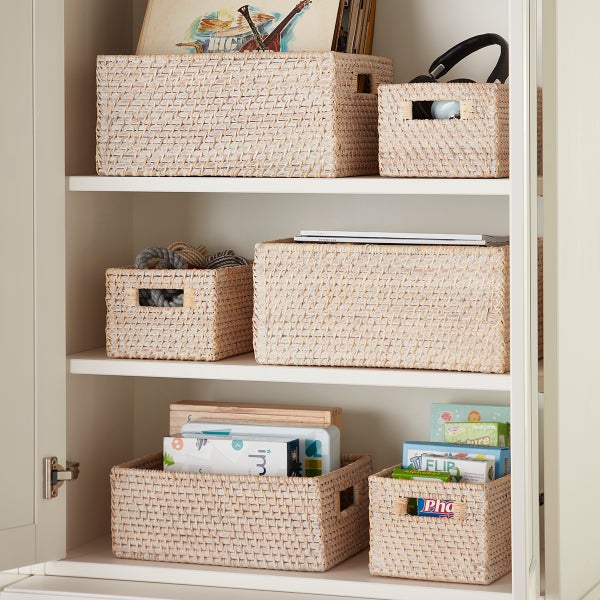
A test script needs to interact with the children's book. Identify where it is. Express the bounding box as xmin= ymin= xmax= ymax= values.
xmin=430 ymin=403 xmax=511 ymax=442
